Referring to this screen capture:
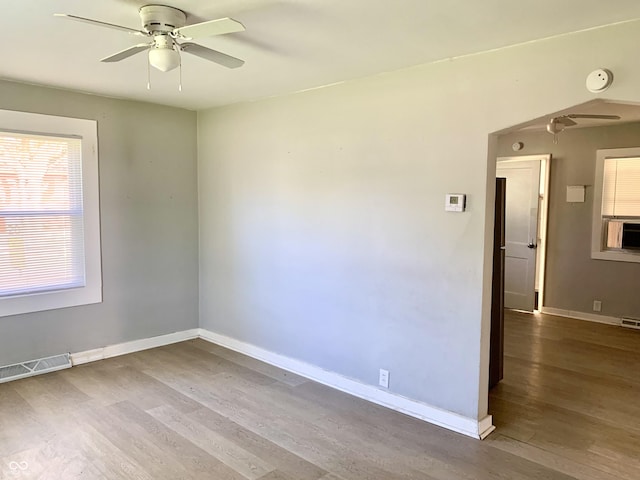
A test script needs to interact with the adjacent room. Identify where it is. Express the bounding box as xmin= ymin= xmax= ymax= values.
xmin=488 ymin=101 xmax=640 ymax=478
xmin=1 ymin=1 xmax=640 ymax=479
